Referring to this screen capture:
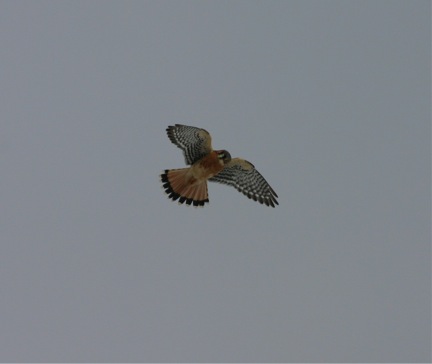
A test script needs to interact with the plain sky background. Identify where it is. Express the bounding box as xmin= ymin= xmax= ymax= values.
xmin=0 ymin=1 xmax=430 ymax=362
